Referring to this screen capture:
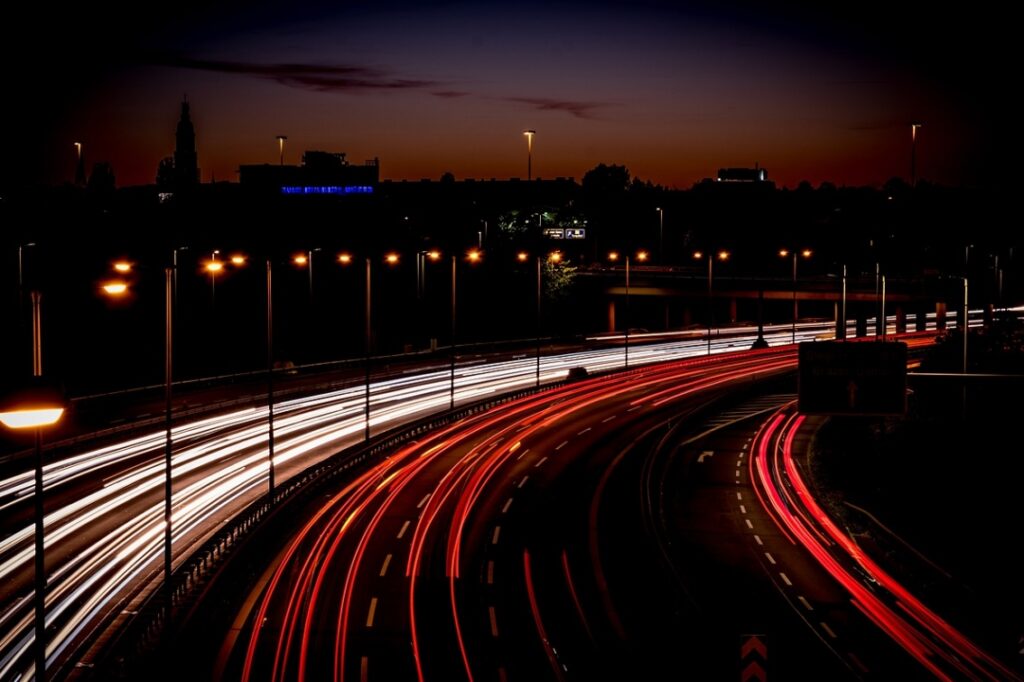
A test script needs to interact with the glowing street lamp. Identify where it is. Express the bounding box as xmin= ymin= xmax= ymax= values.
xmin=610 ymin=250 xmax=650 ymax=367
xmin=0 ymin=291 xmax=65 ymax=682
xmin=230 ymin=254 xmax=246 ymax=266
xmin=695 ymin=250 xmax=730 ymax=355
xmin=276 ymin=135 xmax=287 ymax=166
xmin=656 ymin=207 xmax=664 ymax=262
xmin=102 ymin=281 xmax=129 ymax=296
xmin=523 ymin=130 xmax=536 ymax=180
xmin=910 ymin=123 xmax=922 ymax=187
xmin=113 ymin=261 xmax=132 ymax=273
xmin=779 ymin=248 xmax=812 ymax=344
